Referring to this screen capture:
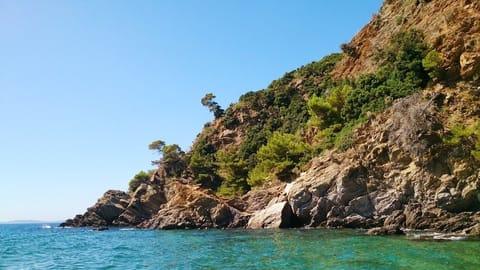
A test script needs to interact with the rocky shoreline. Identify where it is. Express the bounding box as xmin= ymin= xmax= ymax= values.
xmin=62 ymin=93 xmax=480 ymax=236
xmin=62 ymin=0 xmax=480 ymax=236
